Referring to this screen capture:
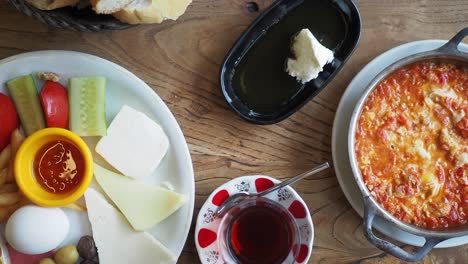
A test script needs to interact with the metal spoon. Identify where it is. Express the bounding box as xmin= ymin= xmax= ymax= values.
xmin=215 ymin=162 xmax=331 ymax=217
